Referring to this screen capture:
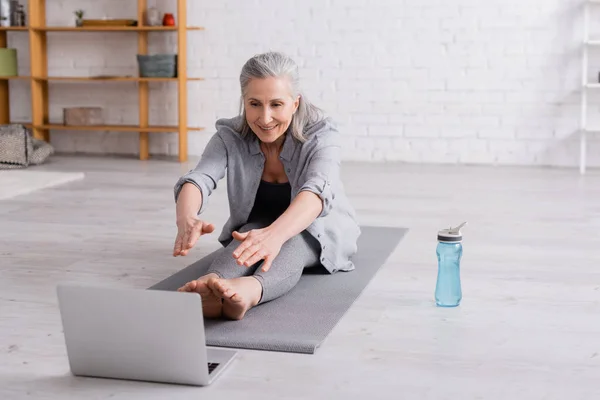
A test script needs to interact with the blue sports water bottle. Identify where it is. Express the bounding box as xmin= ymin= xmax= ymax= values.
xmin=435 ymin=222 xmax=467 ymax=307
